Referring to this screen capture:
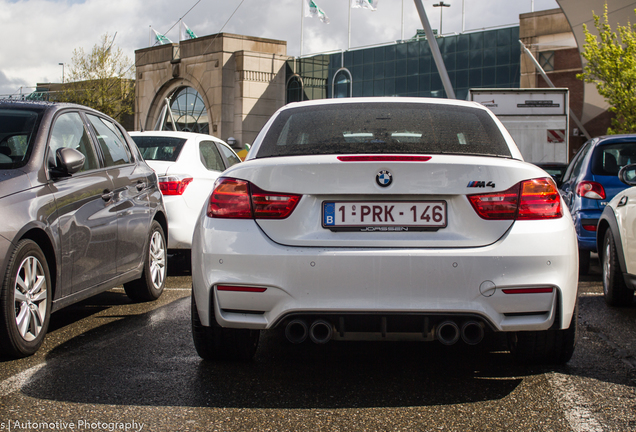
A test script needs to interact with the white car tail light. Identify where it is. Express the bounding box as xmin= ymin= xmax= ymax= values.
xmin=158 ymin=175 xmax=193 ymax=196
xmin=468 ymin=178 xmax=562 ymax=220
xmin=207 ymin=177 xmax=301 ymax=219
